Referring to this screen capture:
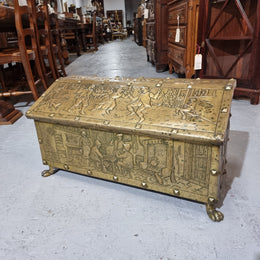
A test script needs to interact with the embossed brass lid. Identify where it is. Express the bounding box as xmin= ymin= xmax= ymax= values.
xmin=26 ymin=76 xmax=236 ymax=144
